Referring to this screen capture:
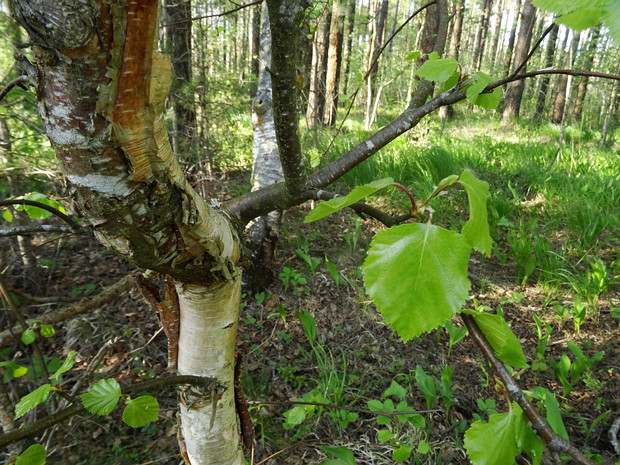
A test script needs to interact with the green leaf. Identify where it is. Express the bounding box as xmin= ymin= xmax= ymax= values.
xmin=466 ymin=72 xmax=502 ymax=109
xmin=522 ymin=424 xmax=543 ymax=465
xmin=49 ymin=351 xmax=76 ymax=383
xmin=283 ymin=405 xmax=307 ymax=428
xmin=21 ymin=328 xmax=36 ymax=345
xmin=544 ymin=390 xmax=569 ymax=440
xmin=295 ymin=310 xmax=316 ymax=345
xmin=415 ymin=365 xmax=437 ymax=409
xmin=392 ymin=444 xmax=413 ymax=462
xmin=464 ymin=311 xmax=528 ymax=368
xmin=2 ymin=209 xmax=13 ymax=222
xmin=15 ymin=444 xmax=46 ymax=465
xmin=16 ymin=193 xmax=66 ymax=220
xmin=418 ymin=439 xmax=431 ymax=454
xmin=459 ymin=170 xmax=492 ymax=256
xmin=464 ymin=403 xmax=527 ymax=465
xmin=362 ymin=223 xmax=471 ymax=341
xmin=404 ymin=51 xmax=421 ymax=61
xmin=532 ymin=0 xmax=620 ymax=42
xmin=319 ymin=446 xmax=356 ymax=465
xmin=377 ymin=429 xmax=394 ymax=442
xmin=122 ymin=395 xmax=159 ymax=428
xmin=15 ymin=384 xmax=53 ymax=419
xmin=415 ymin=52 xmax=458 ymax=83
xmin=39 ymin=325 xmax=55 ymax=338
xmin=81 ymin=378 xmax=121 ymax=416
xmin=383 ymin=380 xmax=407 ymax=399
xmin=440 ymin=71 xmax=461 ymax=93
xmin=305 ymin=178 xmax=394 ymax=223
